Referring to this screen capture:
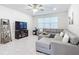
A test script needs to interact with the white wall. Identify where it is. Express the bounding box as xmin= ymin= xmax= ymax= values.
xmin=0 ymin=5 xmax=33 ymax=40
xmin=68 ymin=4 xmax=79 ymax=36
xmin=33 ymin=12 xmax=68 ymax=29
